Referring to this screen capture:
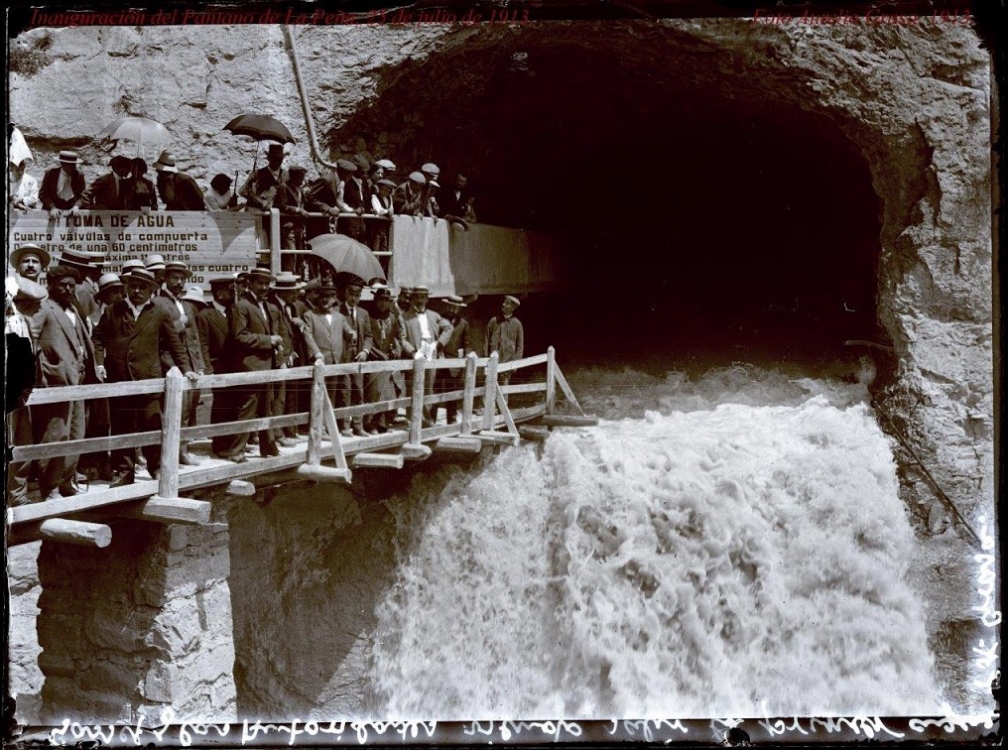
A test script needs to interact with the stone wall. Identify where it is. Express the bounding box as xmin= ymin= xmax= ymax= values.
xmin=35 ymin=519 xmax=236 ymax=724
